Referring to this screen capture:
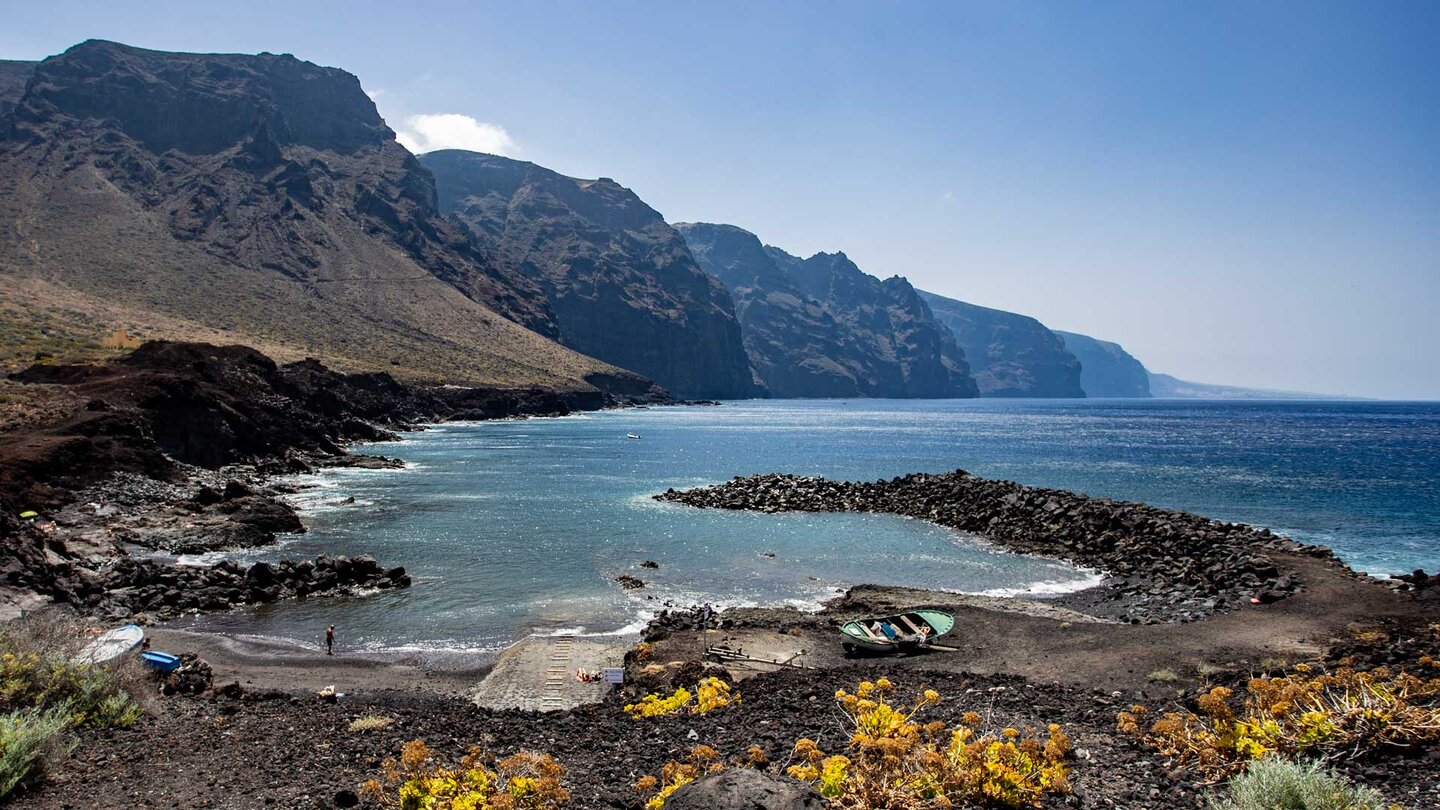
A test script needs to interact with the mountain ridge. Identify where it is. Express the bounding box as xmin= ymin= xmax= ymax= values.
xmin=422 ymin=151 xmax=759 ymax=399
xmin=0 ymin=40 xmax=657 ymax=399
xmin=679 ymin=222 xmax=979 ymax=398
xmin=678 ymin=222 xmax=922 ymax=397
